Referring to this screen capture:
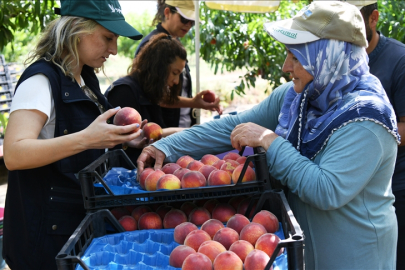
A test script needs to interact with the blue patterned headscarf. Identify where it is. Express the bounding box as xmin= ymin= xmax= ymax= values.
xmin=275 ymin=39 xmax=400 ymax=159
